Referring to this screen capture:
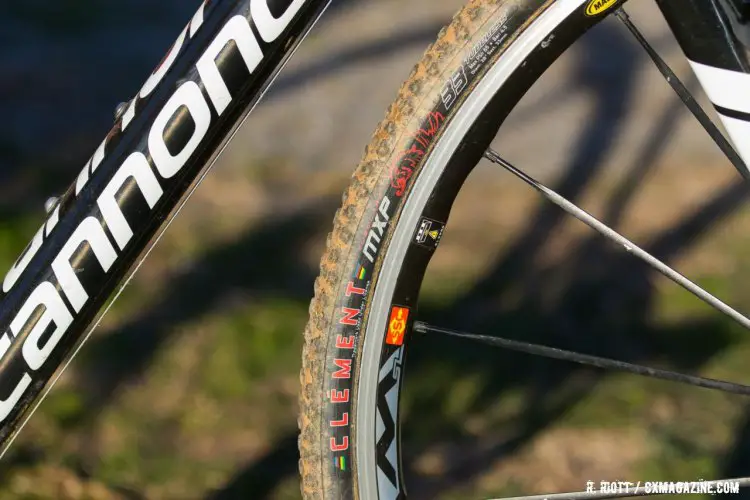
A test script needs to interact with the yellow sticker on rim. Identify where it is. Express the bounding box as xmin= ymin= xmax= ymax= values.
xmin=585 ymin=0 xmax=618 ymax=16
